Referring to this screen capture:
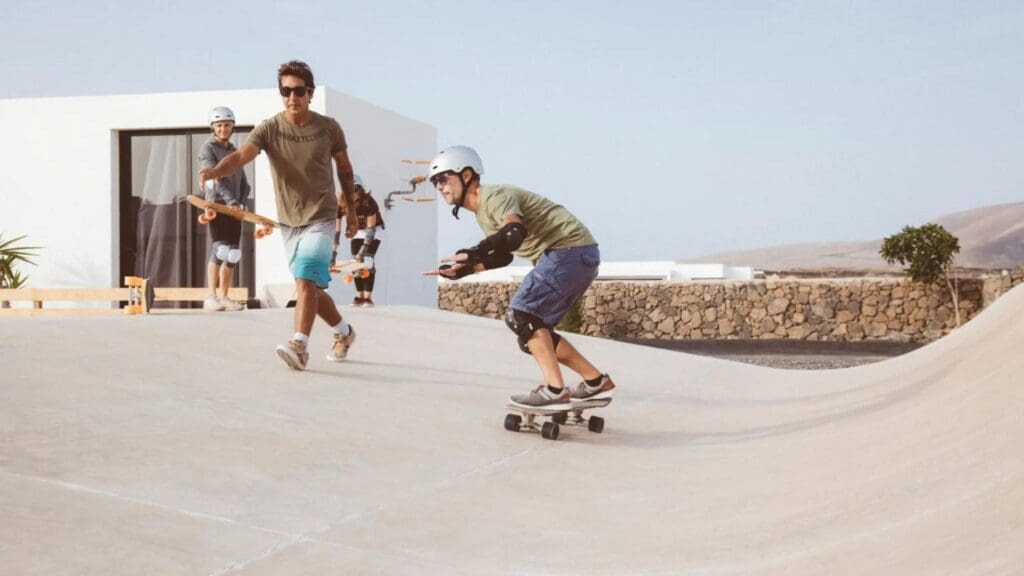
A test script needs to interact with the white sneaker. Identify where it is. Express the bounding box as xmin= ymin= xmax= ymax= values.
xmin=203 ymin=296 xmax=225 ymax=311
xmin=219 ymin=296 xmax=245 ymax=311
